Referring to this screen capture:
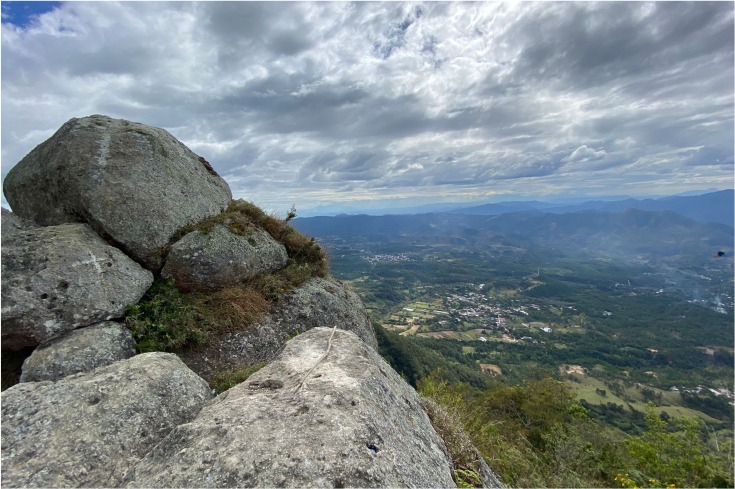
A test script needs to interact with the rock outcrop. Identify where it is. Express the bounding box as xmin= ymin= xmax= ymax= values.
xmin=1 ymin=115 xmax=502 ymax=488
xmin=178 ymin=277 xmax=377 ymax=381
xmin=20 ymin=321 xmax=136 ymax=383
xmin=1 ymin=353 xmax=213 ymax=488
xmin=126 ymin=328 xmax=456 ymax=488
xmin=1 ymin=207 xmax=36 ymax=235
xmin=1 ymin=223 xmax=153 ymax=349
xmin=162 ymin=224 xmax=288 ymax=291
xmin=3 ymin=115 xmax=232 ymax=270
